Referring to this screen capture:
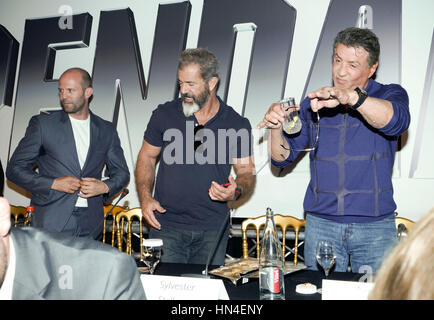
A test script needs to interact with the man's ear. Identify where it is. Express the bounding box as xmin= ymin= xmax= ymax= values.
xmin=208 ymin=76 xmax=219 ymax=93
xmin=85 ymin=87 xmax=93 ymax=100
xmin=369 ymin=62 xmax=379 ymax=78
xmin=0 ymin=197 xmax=11 ymax=237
